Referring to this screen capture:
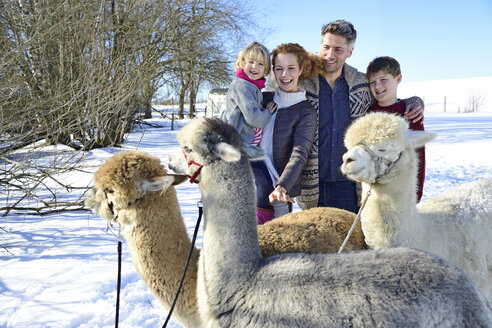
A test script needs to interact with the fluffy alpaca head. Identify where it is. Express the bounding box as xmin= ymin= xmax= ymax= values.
xmin=170 ymin=117 xmax=264 ymax=177
xmin=85 ymin=151 xmax=186 ymax=222
xmin=85 ymin=187 xmax=115 ymax=221
xmin=344 ymin=112 xmax=408 ymax=150
xmin=341 ymin=112 xmax=436 ymax=183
